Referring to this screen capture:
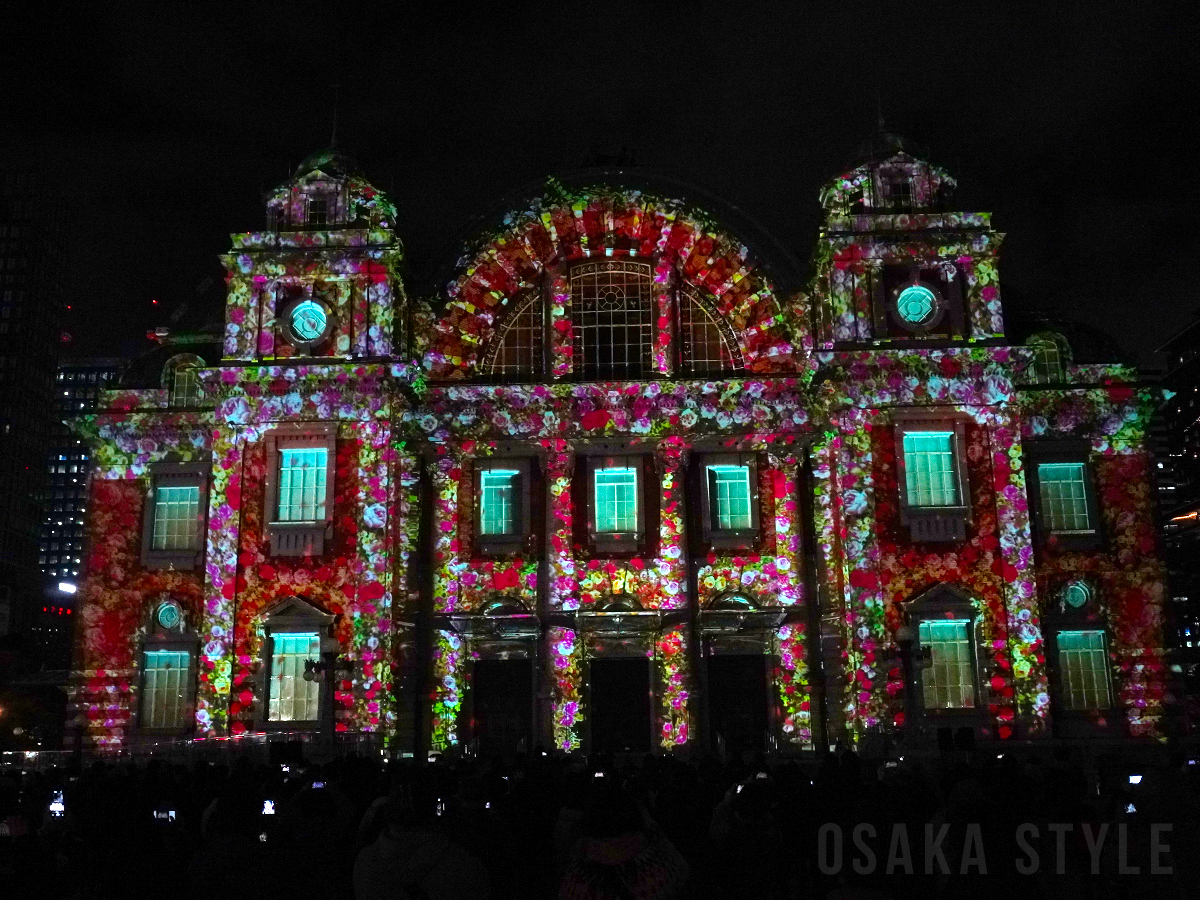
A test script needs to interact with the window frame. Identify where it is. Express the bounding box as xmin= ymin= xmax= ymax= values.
xmin=1025 ymin=441 xmax=1103 ymax=551
xmin=263 ymin=424 xmax=337 ymax=557
xmin=894 ymin=414 xmax=970 ymax=543
xmin=1052 ymin=628 xmax=1114 ymax=713
xmin=699 ymin=453 xmax=760 ymax=549
xmin=259 ymin=597 xmax=335 ymax=730
xmin=587 ymin=455 xmax=647 ymax=554
xmin=305 ymin=194 xmax=328 ymax=227
xmin=481 ymin=290 xmax=546 ymax=380
xmin=280 ymin=292 xmax=335 ymax=353
xmin=871 ymin=264 xmax=967 ymax=342
xmin=141 ymin=462 xmax=208 ymax=570
xmin=135 ymin=597 xmax=197 ymax=737
xmin=569 ymin=259 xmax=655 ymax=381
xmin=907 ymin=587 xmax=984 ymax=722
xmin=1028 ymin=332 xmax=1068 ymax=384
xmin=474 ymin=457 xmax=533 ymax=556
